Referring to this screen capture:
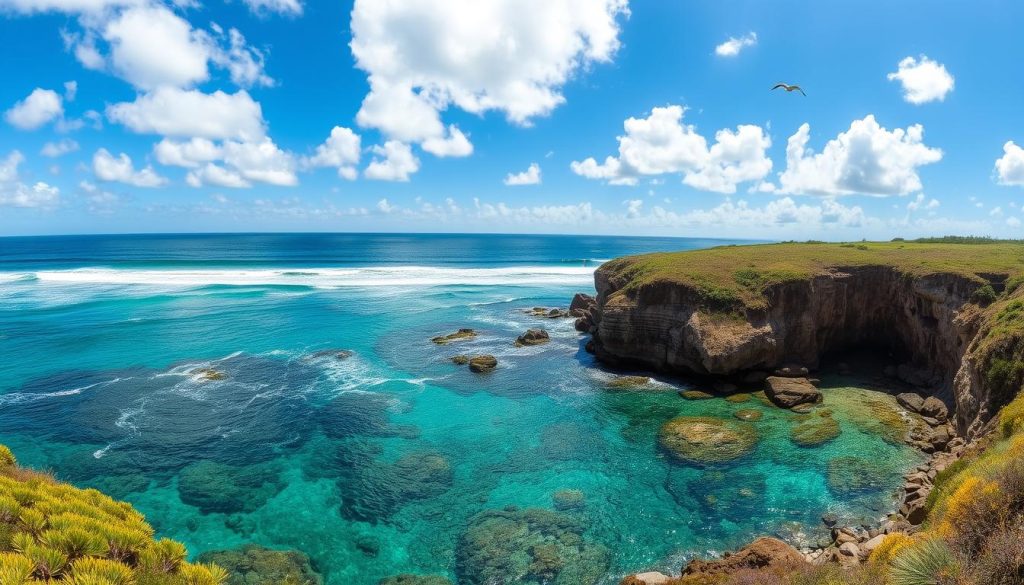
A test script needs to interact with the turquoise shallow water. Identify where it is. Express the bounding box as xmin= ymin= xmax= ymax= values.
xmin=0 ymin=234 xmax=923 ymax=583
